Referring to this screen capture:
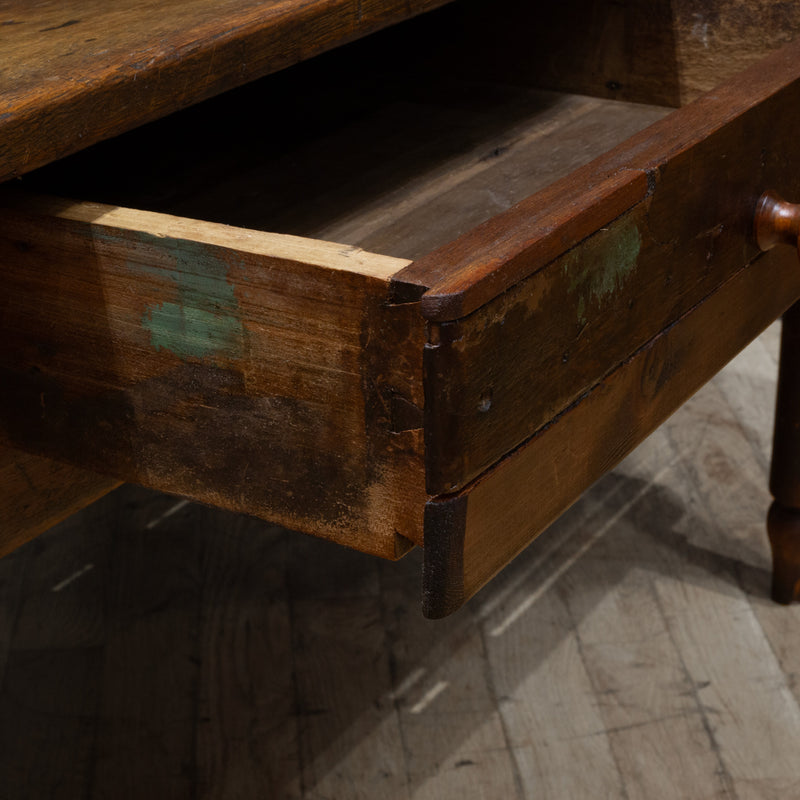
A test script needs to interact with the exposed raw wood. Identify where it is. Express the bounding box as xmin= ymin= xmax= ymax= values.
xmin=5 ymin=194 xmax=409 ymax=280
xmin=422 ymin=247 xmax=800 ymax=617
xmin=0 ymin=445 xmax=119 ymax=556
xmin=394 ymin=37 xmax=800 ymax=321
xmin=0 ymin=0 xmax=455 ymax=181
xmin=0 ymin=198 xmax=425 ymax=557
xmin=23 ymin=80 xmax=668 ymax=262
xmin=419 ymin=39 xmax=800 ymax=494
